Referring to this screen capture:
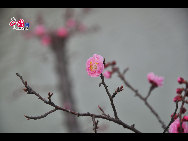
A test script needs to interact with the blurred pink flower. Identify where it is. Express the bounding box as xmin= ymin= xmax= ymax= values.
xmin=34 ymin=25 xmax=46 ymax=37
xmin=103 ymin=71 xmax=111 ymax=79
xmin=56 ymin=27 xmax=68 ymax=38
xmin=66 ymin=18 xmax=76 ymax=28
xmin=169 ymin=119 xmax=188 ymax=133
xmin=86 ymin=54 xmax=104 ymax=77
xmin=41 ymin=35 xmax=51 ymax=46
xmin=147 ymin=72 xmax=164 ymax=87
